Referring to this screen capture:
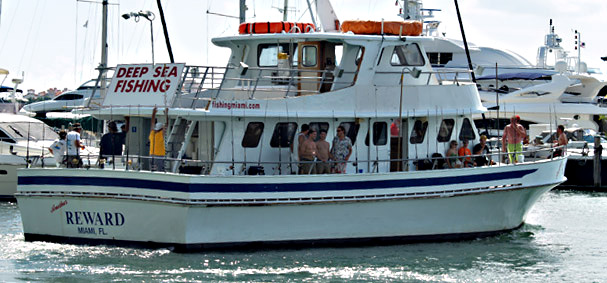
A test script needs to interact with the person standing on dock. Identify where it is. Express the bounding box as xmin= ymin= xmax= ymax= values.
xmin=149 ymin=107 xmax=168 ymax=171
xmin=502 ymin=115 xmax=526 ymax=164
